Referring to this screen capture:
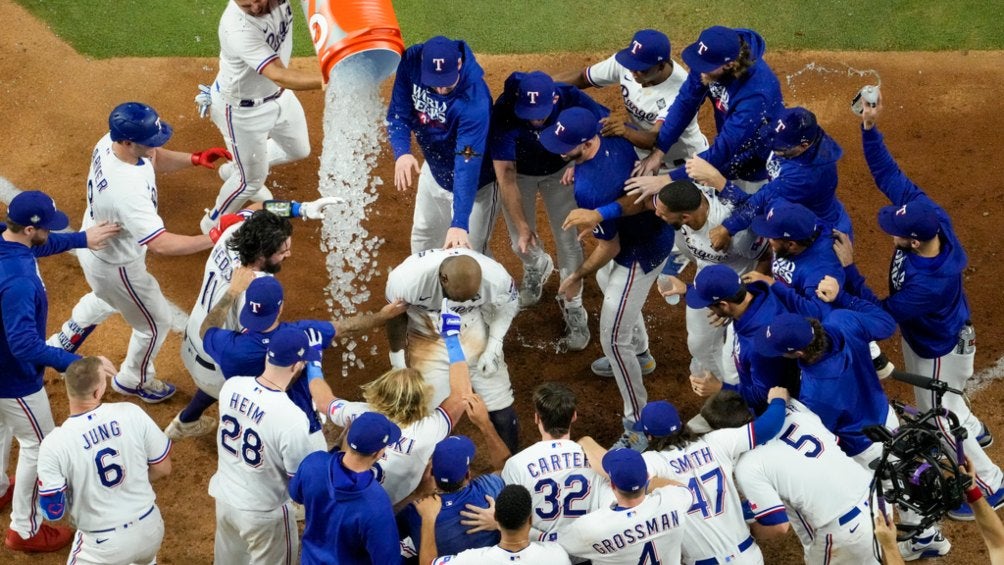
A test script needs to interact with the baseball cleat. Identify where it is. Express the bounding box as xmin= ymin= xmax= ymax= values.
xmin=0 ymin=477 xmax=13 ymax=512
xmin=165 ymin=413 xmax=217 ymax=440
xmin=611 ymin=429 xmax=649 ymax=452
xmin=557 ymin=303 xmax=590 ymax=352
xmin=898 ymin=531 xmax=951 ymax=561
xmin=591 ymin=351 xmax=656 ymax=378
xmin=519 ymin=254 xmax=554 ymax=309
xmin=872 ymin=352 xmax=895 ymax=379
xmin=948 ymin=486 xmax=1004 ymax=521
xmin=4 ymin=524 xmax=74 ymax=553
xmin=112 ymin=377 xmax=177 ymax=404
xmin=978 ymin=423 xmax=993 ymax=448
